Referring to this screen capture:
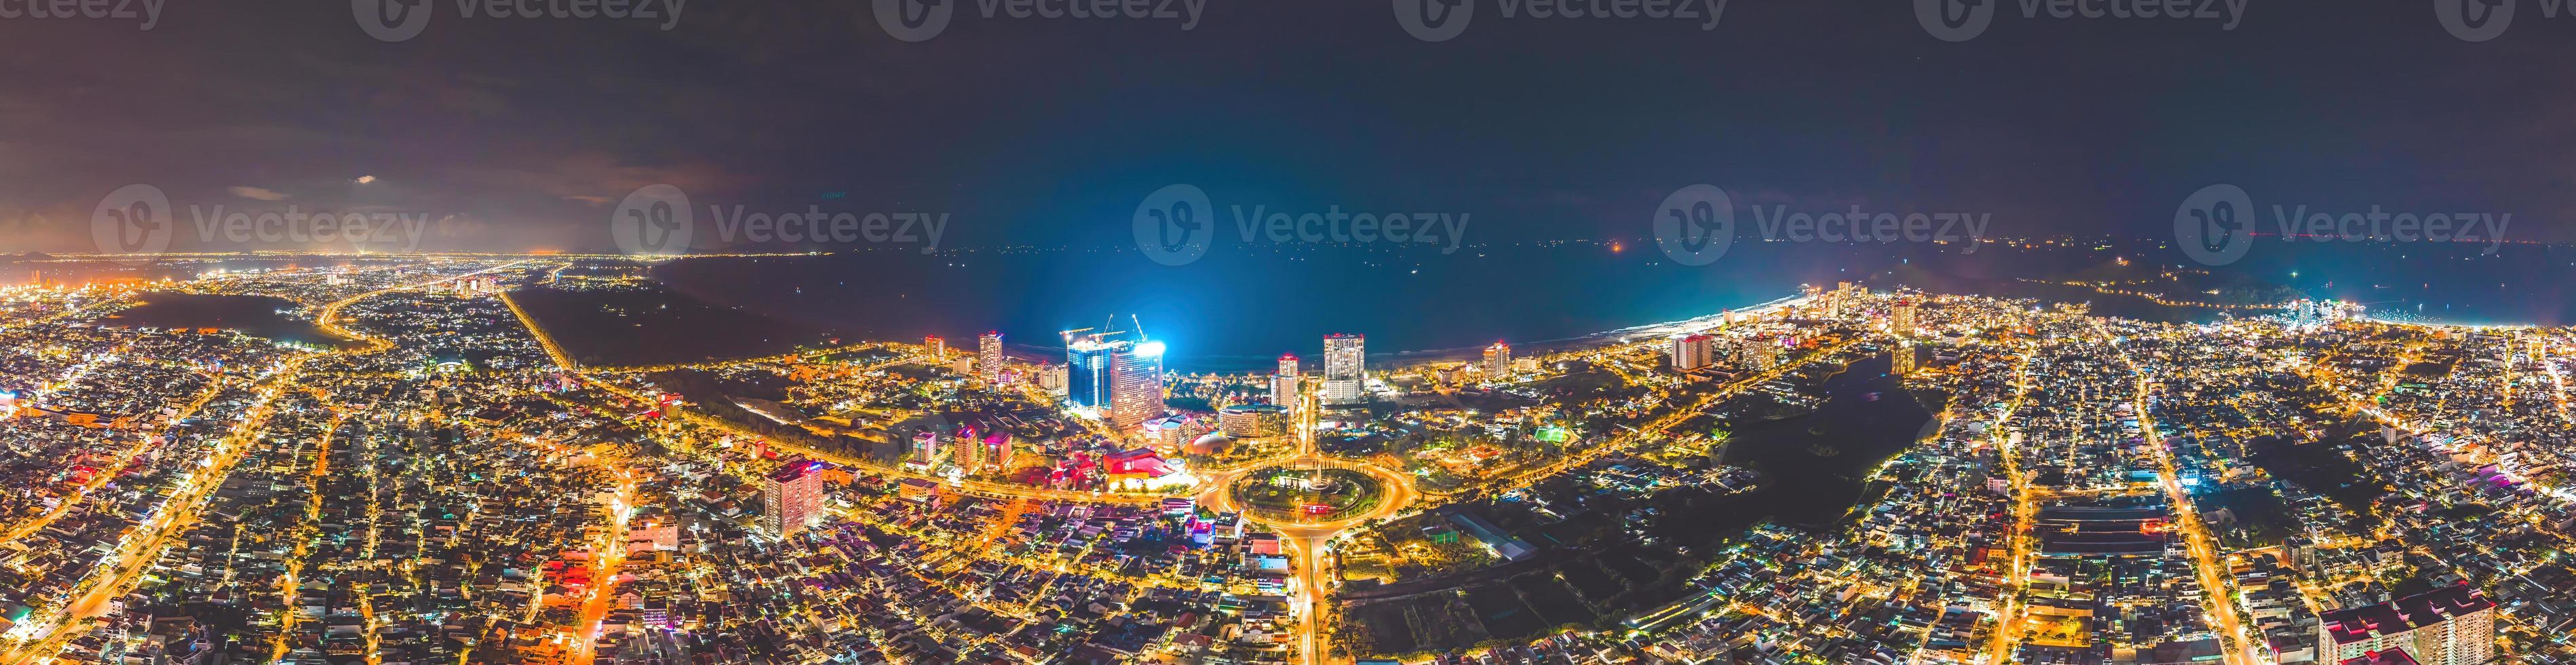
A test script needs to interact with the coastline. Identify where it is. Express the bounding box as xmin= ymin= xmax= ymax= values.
xmin=1096 ymin=292 xmax=1815 ymax=375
